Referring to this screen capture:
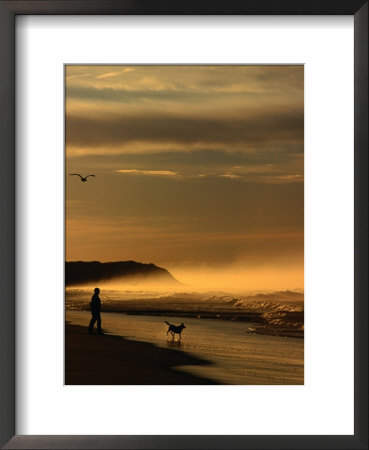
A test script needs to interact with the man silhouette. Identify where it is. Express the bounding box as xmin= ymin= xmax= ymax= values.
xmin=88 ymin=287 xmax=103 ymax=334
